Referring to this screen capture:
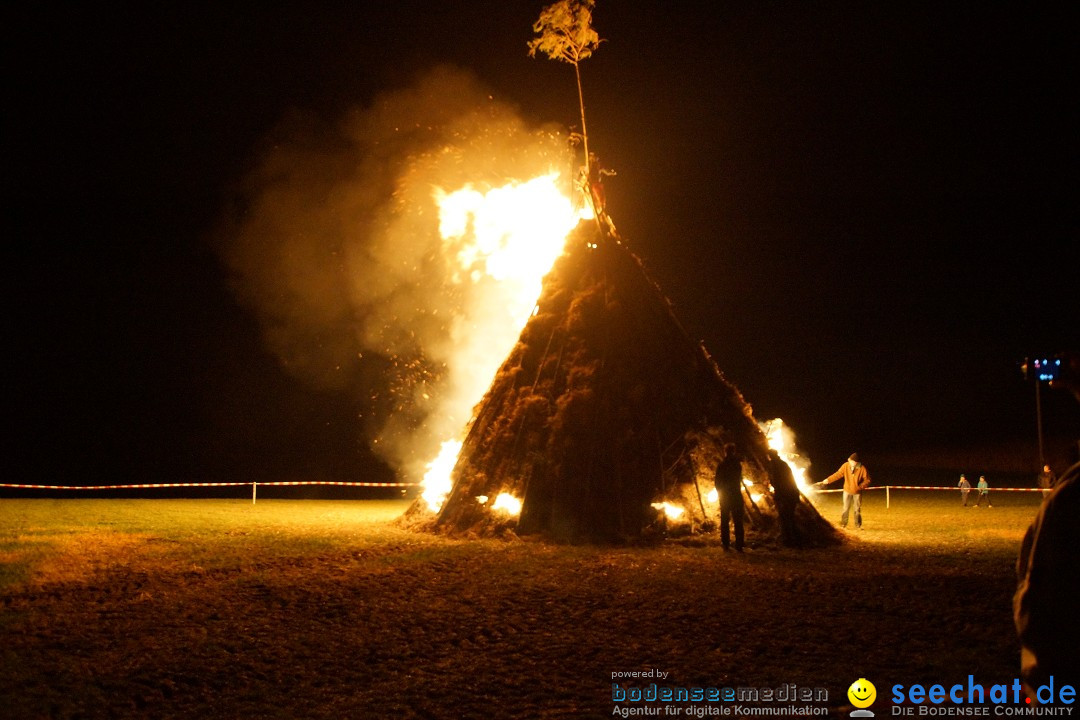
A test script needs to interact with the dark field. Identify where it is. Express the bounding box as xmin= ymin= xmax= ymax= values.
xmin=0 ymin=492 xmax=1043 ymax=719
